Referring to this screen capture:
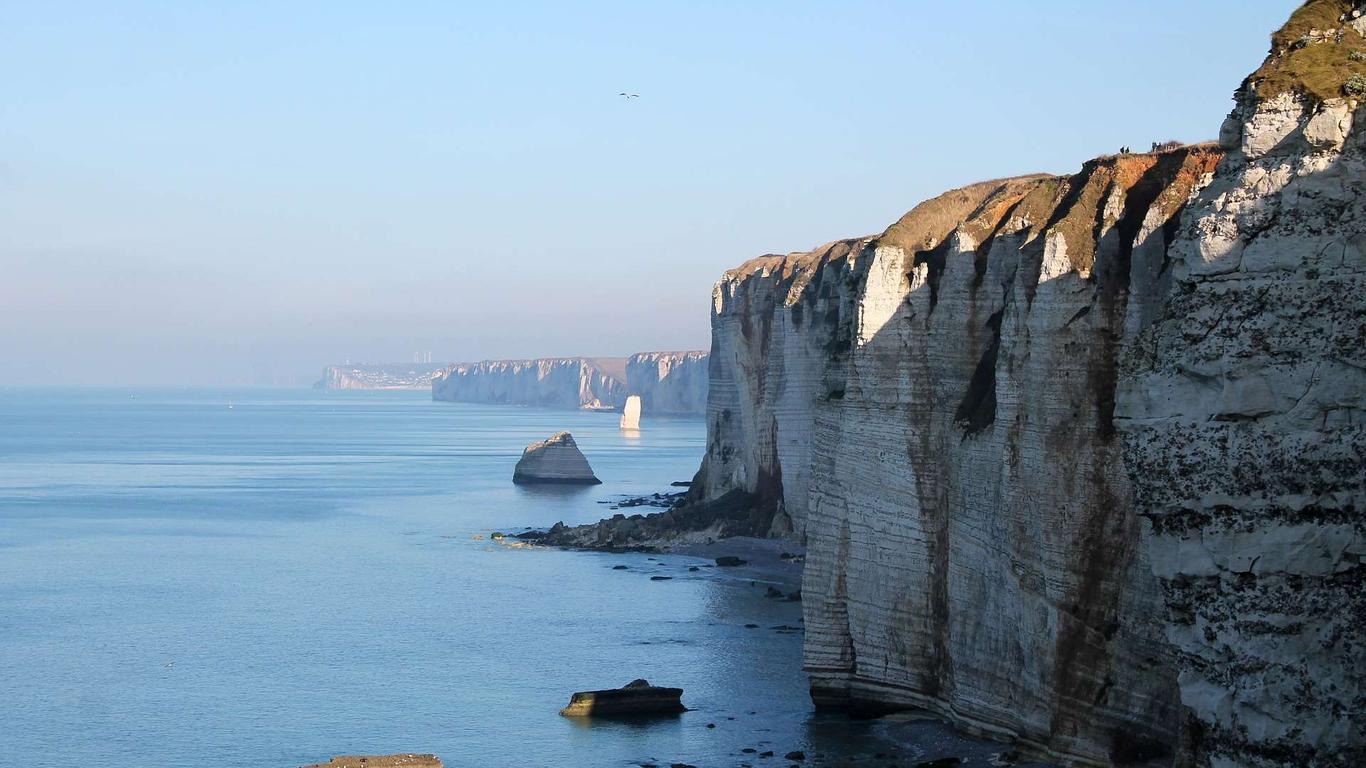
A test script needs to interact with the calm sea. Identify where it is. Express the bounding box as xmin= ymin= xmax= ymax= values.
xmin=0 ymin=388 xmax=1017 ymax=768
